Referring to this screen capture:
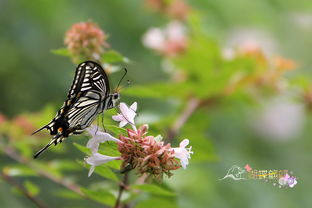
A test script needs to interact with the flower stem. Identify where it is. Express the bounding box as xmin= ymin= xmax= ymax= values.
xmin=114 ymin=172 xmax=129 ymax=208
